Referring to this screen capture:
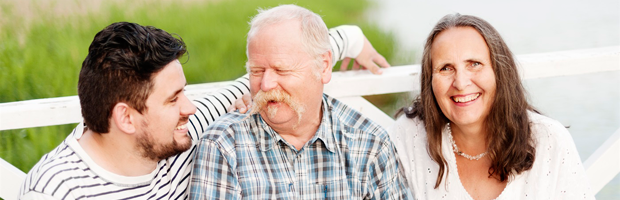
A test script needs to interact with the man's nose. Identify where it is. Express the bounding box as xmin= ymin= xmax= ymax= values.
xmin=261 ymin=70 xmax=278 ymax=92
xmin=180 ymin=94 xmax=197 ymax=116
